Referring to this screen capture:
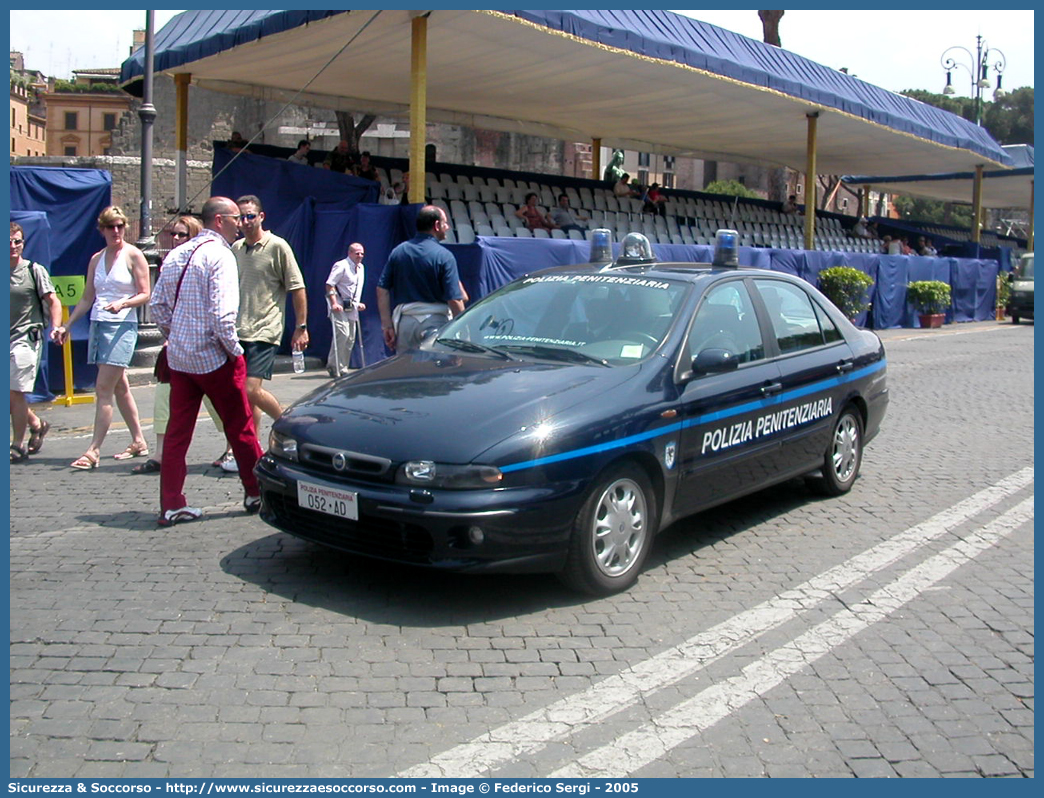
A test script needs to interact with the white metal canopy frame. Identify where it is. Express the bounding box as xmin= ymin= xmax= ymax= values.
xmin=122 ymin=9 xmax=1012 ymax=176
xmin=121 ymin=9 xmax=1018 ymax=247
